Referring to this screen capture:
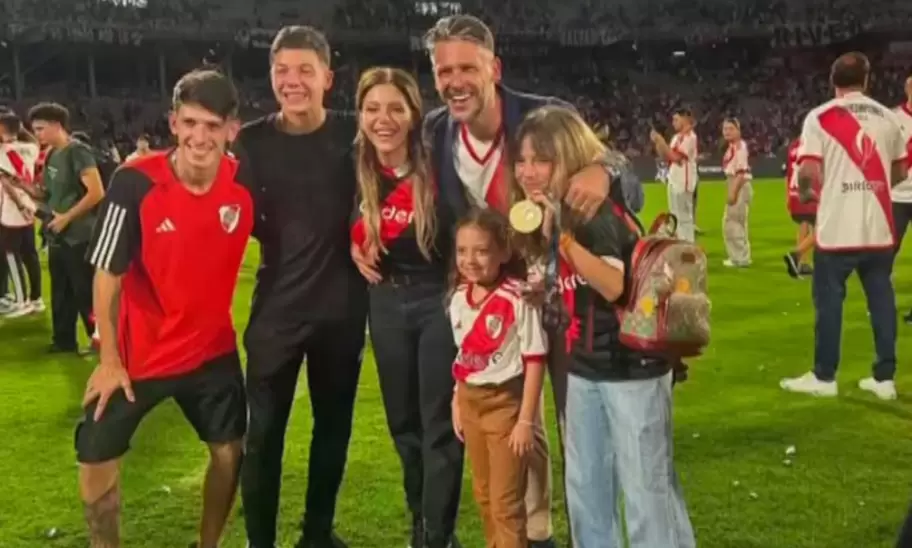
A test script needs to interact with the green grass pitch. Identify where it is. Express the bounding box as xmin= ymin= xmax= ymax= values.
xmin=2 ymin=179 xmax=912 ymax=548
